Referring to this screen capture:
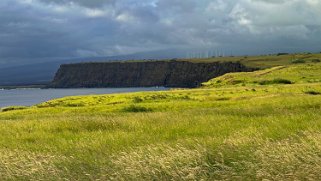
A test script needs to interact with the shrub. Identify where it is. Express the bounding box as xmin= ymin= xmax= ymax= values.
xmin=180 ymin=95 xmax=191 ymax=100
xmin=146 ymin=95 xmax=167 ymax=100
xmin=258 ymin=79 xmax=293 ymax=85
xmin=215 ymin=97 xmax=231 ymax=101
xmin=133 ymin=97 xmax=143 ymax=103
xmin=122 ymin=105 xmax=152 ymax=112
xmin=277 ymin=53 xmax=289 ymax=56
xmin=311 ymin=59 xmax=321 ymax=63
xmin=273 ymin=78 xmax=293 ymax=84
xmin=229 ymin=80 xmax=244 ymax=85
xmin=304 ymin=90 xmax=321 ymax=95
xmin=1 ymin=106 xmax=27 ymax=112
xmin=291 ymin=59 xmax=306 ymax=64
